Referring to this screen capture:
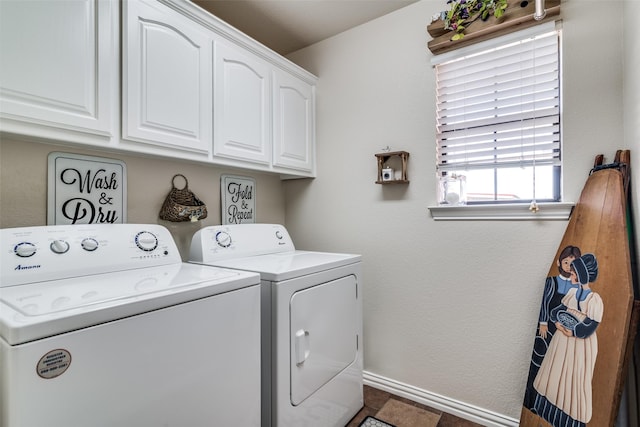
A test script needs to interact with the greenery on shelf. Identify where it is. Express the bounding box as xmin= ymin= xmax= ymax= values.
xmin=443 ymin=0 xmax=509 ymax=40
